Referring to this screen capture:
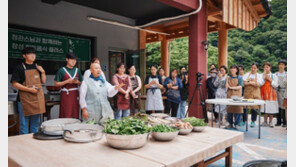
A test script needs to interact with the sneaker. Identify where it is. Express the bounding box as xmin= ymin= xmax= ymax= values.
xmin=250 ymin=122 xmax=255 ymax=128
xmin=234 ymin=125 xmax=239 ymax=130
xmin=275 ymin=123 xmax=281 ymax=126
xmin=282 ymin=124 xmax=287 ymax=128
xmin=239 ymin=121 xmax=245 ymax=126
xmin=269 ymin=122 xmax=274 ymax=128
xmin=261 ymin=122 xmax=268 ymax=127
